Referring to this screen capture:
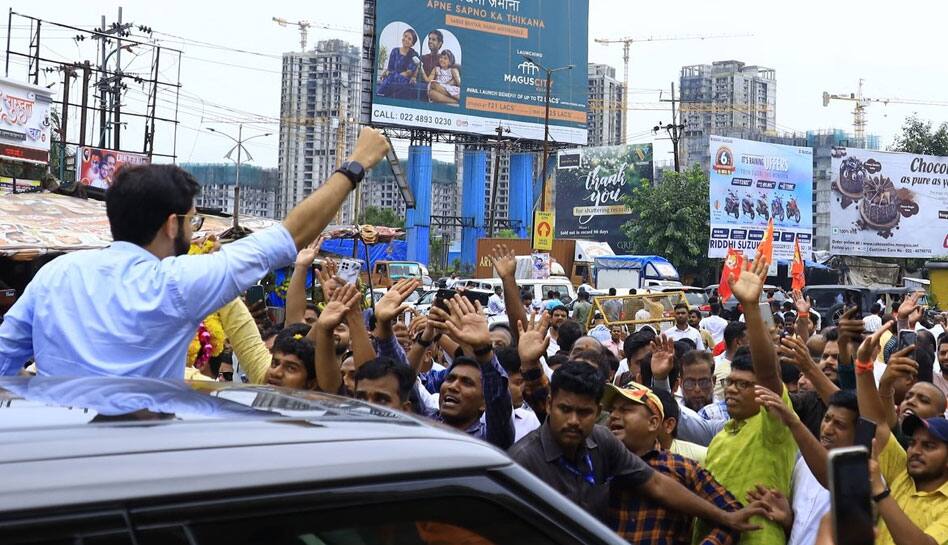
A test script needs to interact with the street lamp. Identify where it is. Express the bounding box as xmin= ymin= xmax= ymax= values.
xmin=521 ymin=55 xmax=573 ymax=212
xmin=207 ymin=124 xmax=272 ymax=232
